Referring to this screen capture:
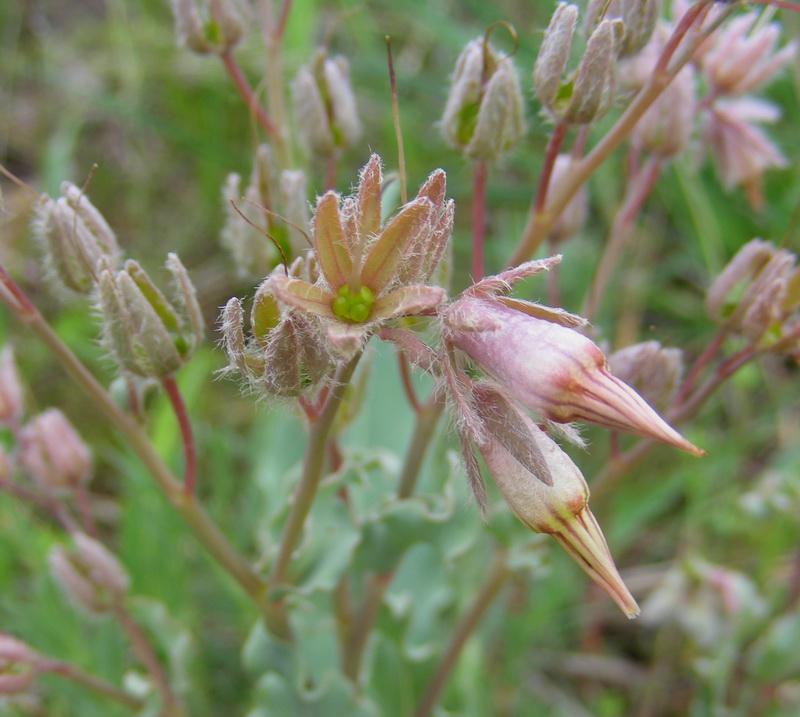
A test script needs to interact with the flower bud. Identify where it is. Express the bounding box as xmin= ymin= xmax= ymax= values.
xmin=0 ymin=634 xmax=40 ymax=695
xmin=0 ymin=347 xmax=24 ymax=426
xmin=172 ymin=0 xmax=244 ymax=55
xmin=477 ymin=409 xmax=639 ymax=617
xmin=443 ymin=295 xmax=702 ymax=455
xmin=584 ymin=0 xmax=659 ymax=58
xmin=19 ymin=409 xmax=92 ymax=493
xmin=442 ymin=37 xmax=526 ymax=162
xmin=547 ymin=155 xmax=588 ymax=244
xmin=33 ymin=183 xmax=121 ymax=295
xmin=97 ymin=254 xmax=203 ymax=379
xmin=48 ymin=534 xmax=129 ymax=614
xmin=609 ymin=341 xmax=683 ymax=411
xmin=280 ymin=169 xmax=311 ymax=258
xmin=292 ymin=50 xmax=361 ymax=157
